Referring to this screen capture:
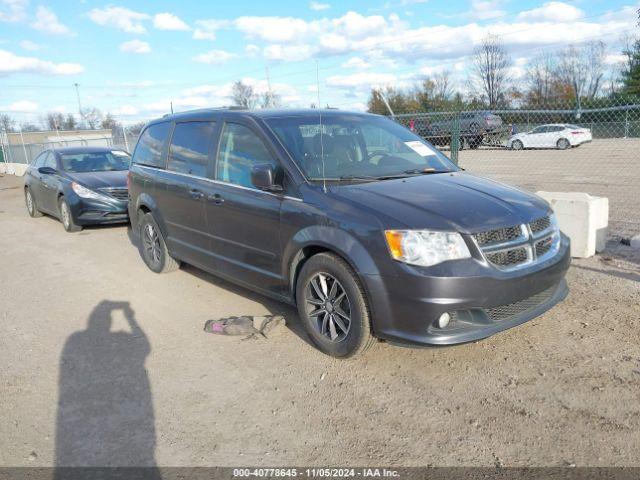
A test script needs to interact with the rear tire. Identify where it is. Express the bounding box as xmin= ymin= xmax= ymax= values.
xmin=58 ymin=197 xmax=81 ymax=232
xmin=557 ymin=138 xmax=570 ymax=150
xmin=296 ymin=252 xmax=375 ymax=359
xmin=25 ymin=188 xmax=43 ymax=218
xmin=138 ymin=212 xmax=179 ymax=273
